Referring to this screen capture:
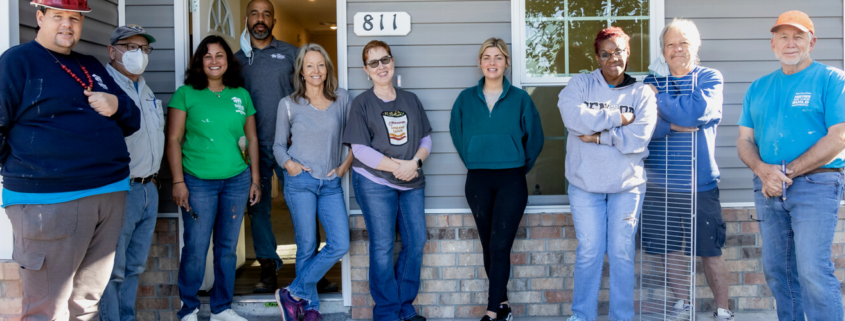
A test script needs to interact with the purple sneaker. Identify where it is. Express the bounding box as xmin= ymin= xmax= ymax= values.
xmin=275 ymin=288 xmax=304 ymax=321
xmin=304 ymin=310 xmax=323 ymax=321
